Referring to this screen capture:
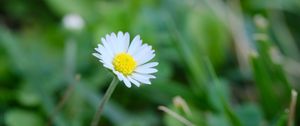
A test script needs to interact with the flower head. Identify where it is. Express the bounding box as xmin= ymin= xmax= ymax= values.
xmin=93 ymin=32 xmax=158 ymax=88
xmin=62 ymin=13 xmax=85 ymax=31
